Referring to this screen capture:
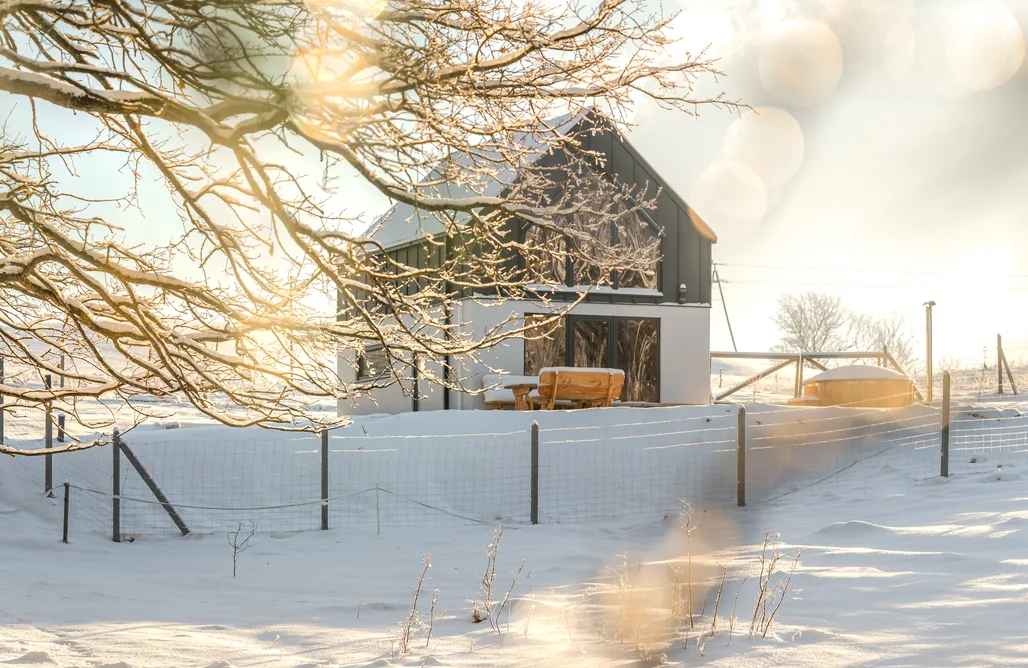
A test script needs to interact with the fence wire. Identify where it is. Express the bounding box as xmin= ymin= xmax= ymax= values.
xmin=4 ymin=403 xmax=1028 ymax=538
